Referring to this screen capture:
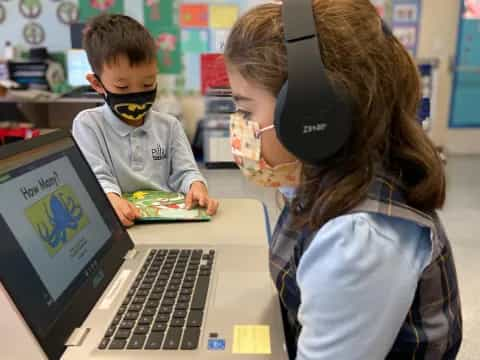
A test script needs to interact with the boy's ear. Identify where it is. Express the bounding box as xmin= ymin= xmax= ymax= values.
xmin=86 ymin=73 xmax=105 ymax=95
